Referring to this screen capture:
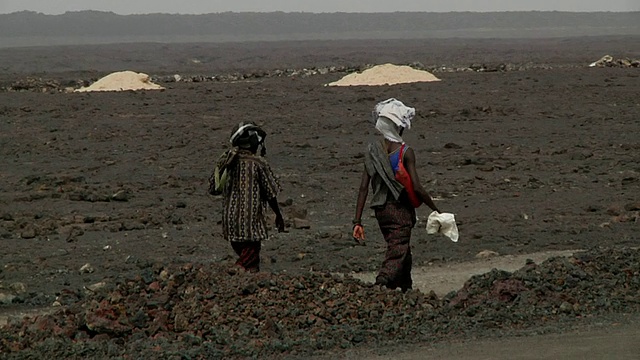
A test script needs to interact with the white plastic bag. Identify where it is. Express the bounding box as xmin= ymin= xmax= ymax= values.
xmin=426 ymin=211 xmax=459 ymax=242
